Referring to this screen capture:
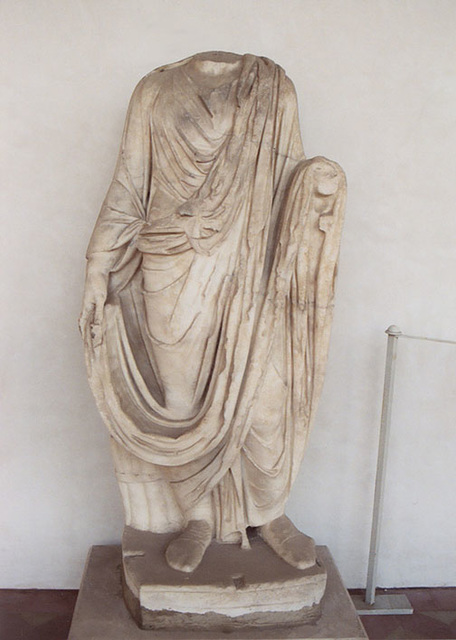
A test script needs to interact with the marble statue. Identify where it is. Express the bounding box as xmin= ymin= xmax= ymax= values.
xmin=79 ymin=52 xmax=346 ymax=583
